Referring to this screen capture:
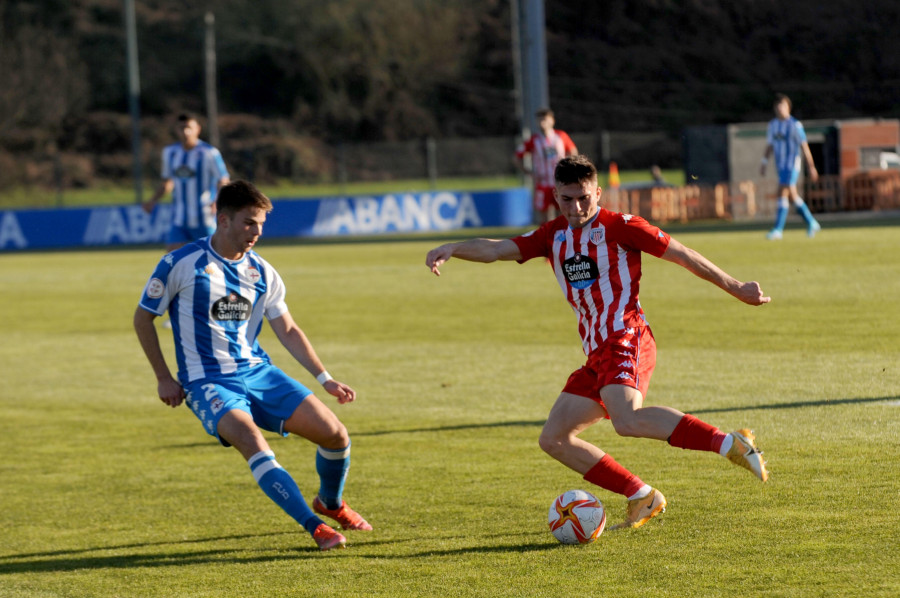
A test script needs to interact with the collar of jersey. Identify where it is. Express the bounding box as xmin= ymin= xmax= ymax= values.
xmin=569 ymin=209 xmax=600 ymax=231
xmin=204 ymin=237 xmax=249 ymax=265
